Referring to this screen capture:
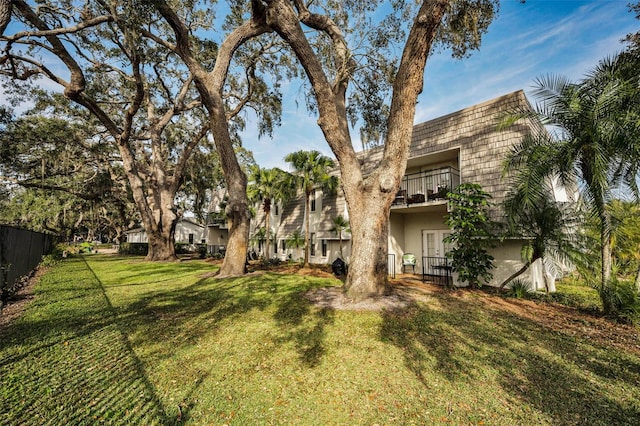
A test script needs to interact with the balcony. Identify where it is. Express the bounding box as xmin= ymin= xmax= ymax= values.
xmin=392 ymin=166 xmax=460 ymax=207
xmin=206 ymin=212 xmax=228 ymax=228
